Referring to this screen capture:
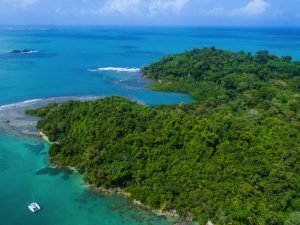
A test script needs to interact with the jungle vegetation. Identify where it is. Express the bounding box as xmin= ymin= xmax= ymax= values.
xmin=26 ymin=48 xmax=300 ymax=225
